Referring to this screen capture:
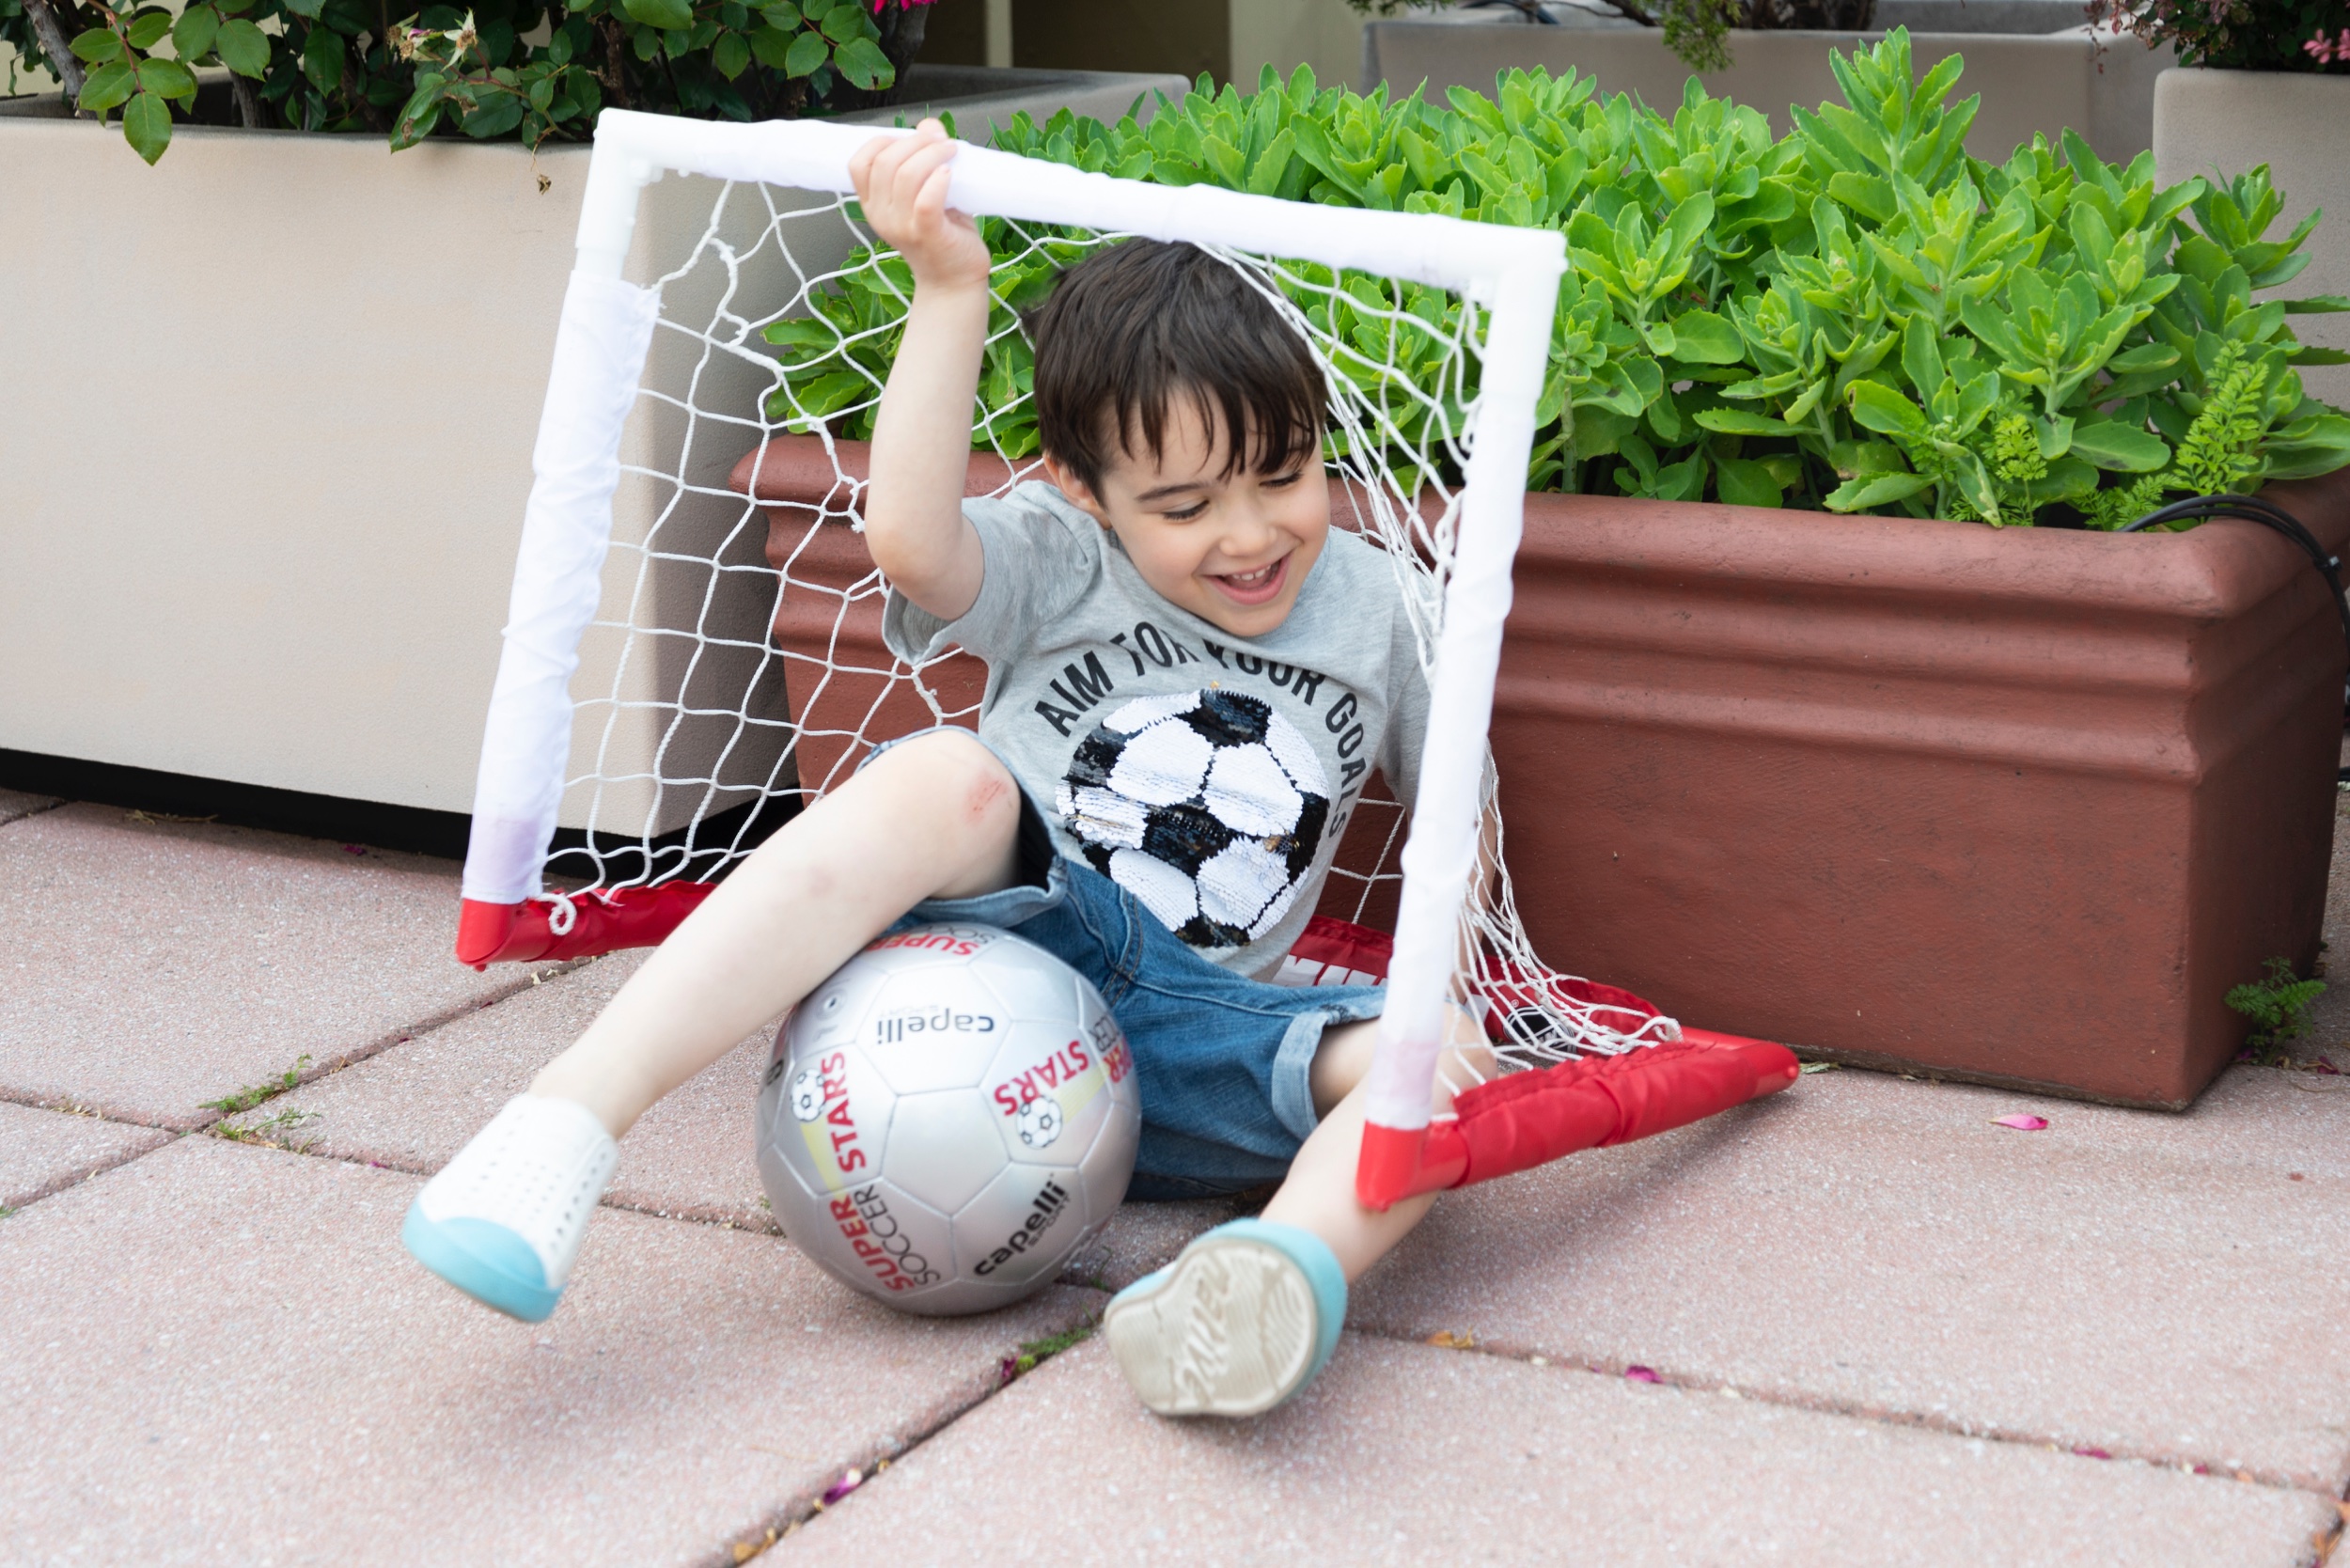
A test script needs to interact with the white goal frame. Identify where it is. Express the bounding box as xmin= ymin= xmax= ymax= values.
xmin=464 ymin=106 xmax=1565 ymax=1156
